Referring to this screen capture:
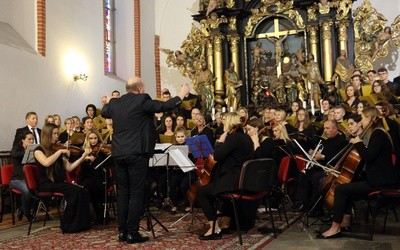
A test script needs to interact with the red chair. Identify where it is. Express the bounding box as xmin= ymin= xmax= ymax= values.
xmin=24 ymin=164 xmax=64 ymax=235
xmin=212 ymin=158 xmax=284 ymax=245
xmin=1 ymin=164 xmax=22 ymax=225
xmin=367 ymin=189 xmax=400 ymax=240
